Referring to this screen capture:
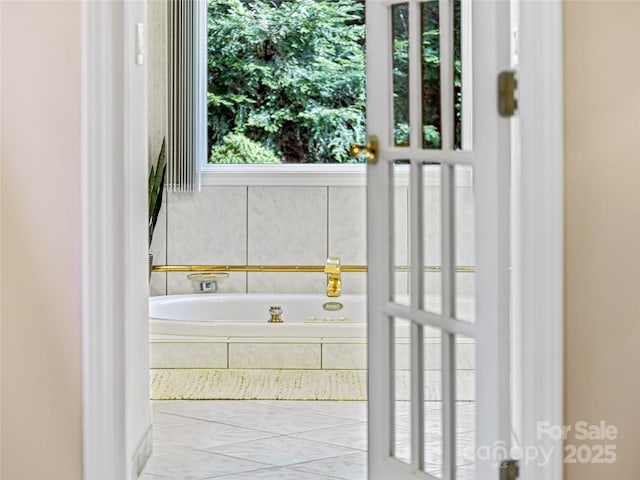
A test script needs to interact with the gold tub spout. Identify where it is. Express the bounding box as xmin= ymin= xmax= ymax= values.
xmin=324 ymin=256 xmax=341 ymax=297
